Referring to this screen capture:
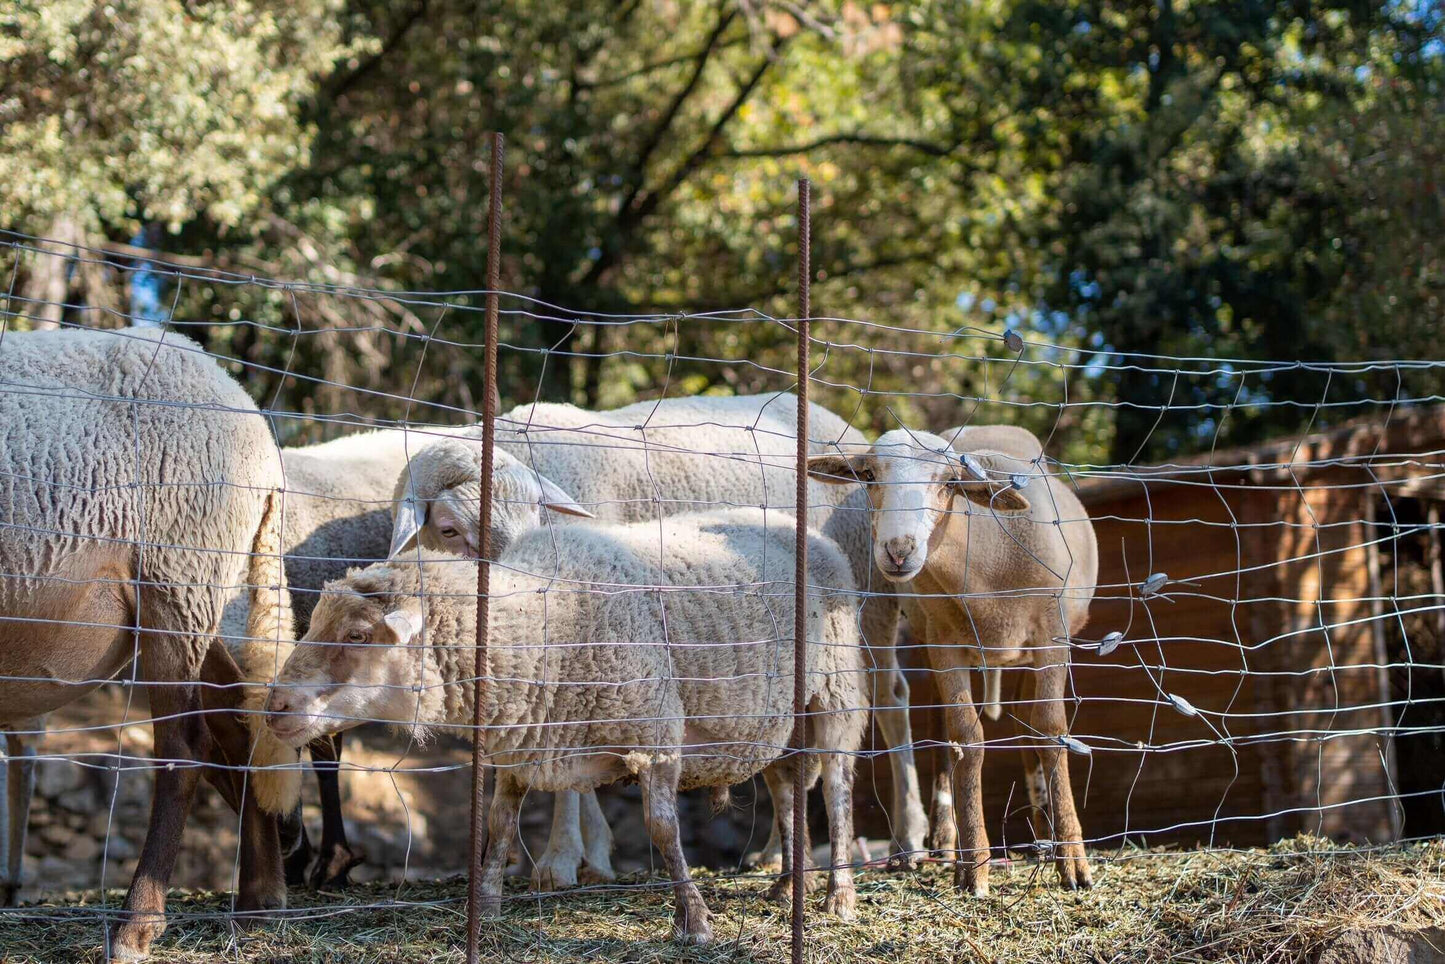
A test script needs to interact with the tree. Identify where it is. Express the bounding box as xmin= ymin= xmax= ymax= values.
xmin=0 ymin=0 xmax=362 ymax=324
xmin=938 ymin=0 xmax=1445 ymax=463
